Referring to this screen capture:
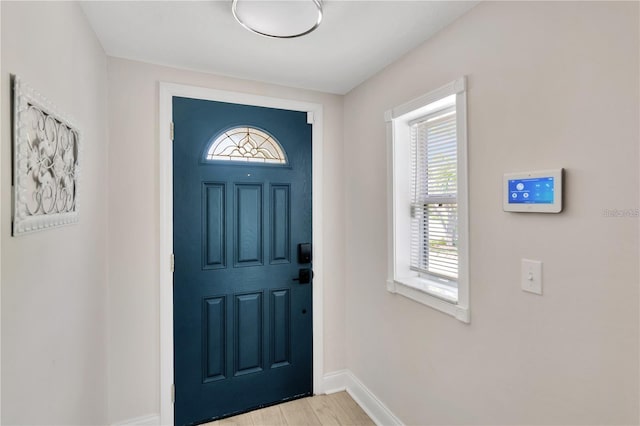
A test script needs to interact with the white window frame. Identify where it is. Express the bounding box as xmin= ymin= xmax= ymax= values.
xmin=385 ymin=77 xmax=470 ymax=323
